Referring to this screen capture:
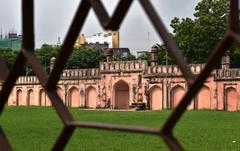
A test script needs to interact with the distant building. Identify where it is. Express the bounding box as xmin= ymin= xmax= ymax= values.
xmin=75 ymin=31 xmax=119 ymax=48
xmin=110 ymin=48 xmax=131 ymax=57
xmin=82 ymin=42 xmax=109 ymax=53
xmin=137 ymin=51 xmax=149 ymax=57
xmin=0 ymin=32 xmax=22 ymax=50
xmin=75 ymin=31 xmax=132 ymax=58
